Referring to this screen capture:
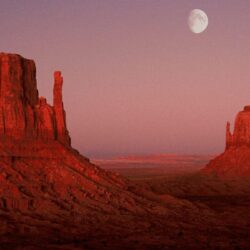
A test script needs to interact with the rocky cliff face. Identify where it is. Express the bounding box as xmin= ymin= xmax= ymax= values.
xmin=0 ymin=53 xmax=70 ymax=145
xmin=204 ymin=106 xmax=250 ymax=176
